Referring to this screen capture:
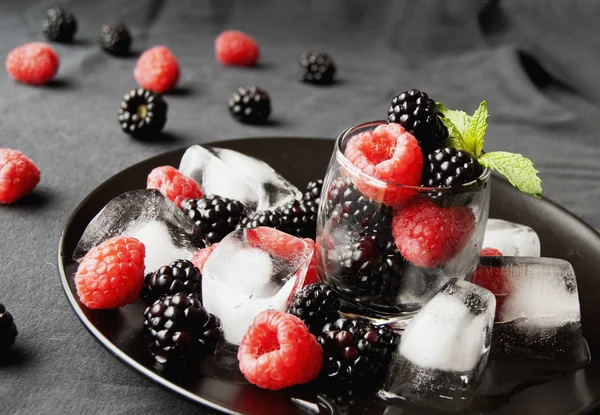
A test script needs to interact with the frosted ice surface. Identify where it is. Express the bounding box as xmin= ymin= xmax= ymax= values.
xmin=482 ymin=219 xmax=541 ymax=257
xmin=74 ymin=189 xmax=202 ymax=272
xmin=202 ymin=228 xmax=313 ymax=345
